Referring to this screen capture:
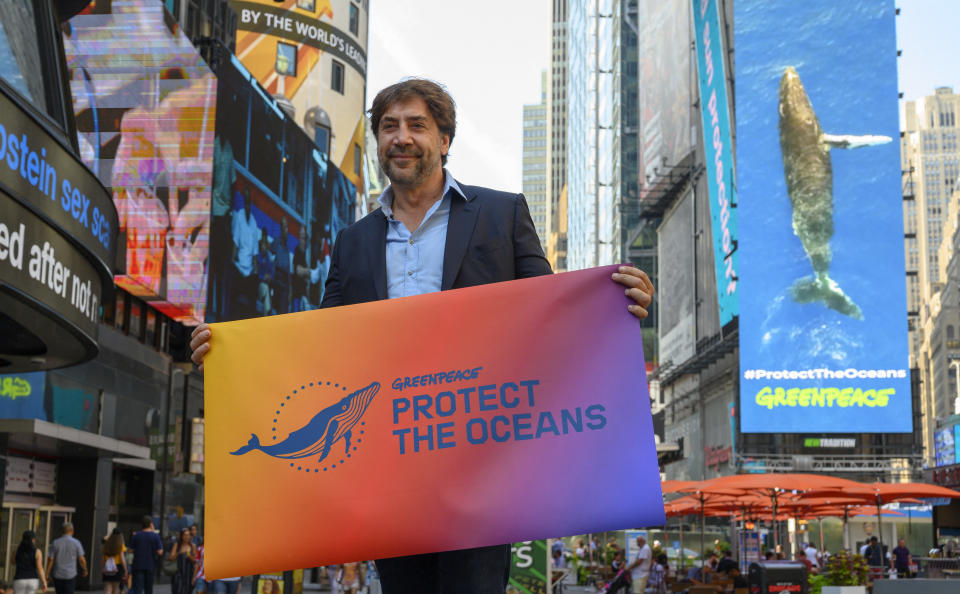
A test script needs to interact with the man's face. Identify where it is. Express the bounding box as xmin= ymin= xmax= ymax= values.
xmin=899 ymin=539 xmax=905 ymax=547
xmin=377 ymin=97 xmax=449 ymax=189
xmin=637 ymin=537 xmax=645 ymax=548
